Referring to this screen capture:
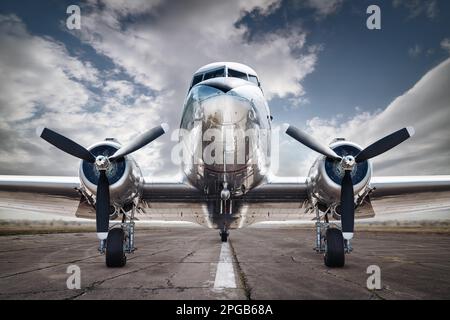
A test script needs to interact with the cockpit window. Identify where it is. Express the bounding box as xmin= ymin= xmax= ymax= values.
xmin=248 ymin=75 xmax=259 ymax=85
xmin=228 ymin=69 xmax=248 ymax=80
xmin=190 ymin=66 xmax=260 ymax=91
xmin=203 ymin=68 xmax=225 ymax=80
xmin=191 ymin=74 xmax=203 ymax=87
xmin=181 ymin=85 xmax=223 ymax=130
